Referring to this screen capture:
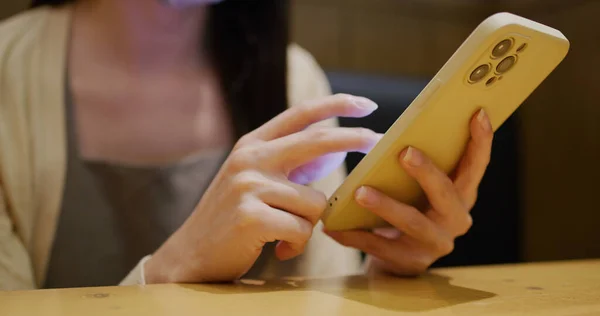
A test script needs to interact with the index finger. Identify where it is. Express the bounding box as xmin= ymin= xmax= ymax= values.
xmin=264 ymin=127 xmax=381 ymax=174
xmin=250 ymin=94 xmax=378 ymax=141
